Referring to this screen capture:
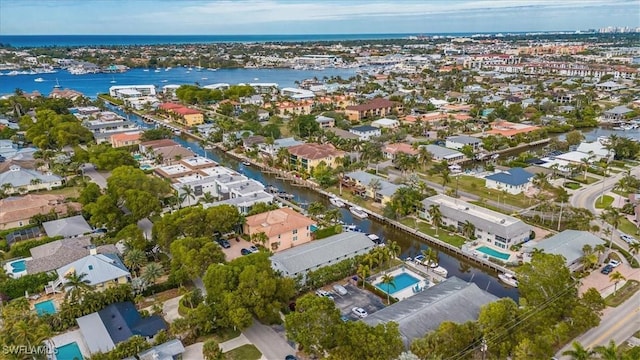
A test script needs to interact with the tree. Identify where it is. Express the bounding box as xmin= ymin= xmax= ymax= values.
xmin=357 ymin=263 xmax=370 ymax=289
xmin=64 ymin=271 xmax=92 ymax=302
xmin=602 ymin=207 xmax=623 ymax=252
xmin=594 ymin=340 xmax=622 ymax=360
xmin=562 ymin=341 xmax=595 ymax=360
xmin=124 ymin=248 xmax=148 ymax=277
xmin=478 ymin=298 xmax=520 ymax=359
xmin=307 ymin=202 xmax=326 ymax=216
xmin=285 ymin=294 xmax=341 ymax=357
xmin=330 ymin=321 xmax=403 ymax=360
xmin=609 ymin=271 xmax=626 ymax=295
xmin=202 ymin=339 xmax=224 ymax=360
xmin=289 ymin=115 xmax=320 ymax=138
xmin=380 ymin=273 xmax=396 ymax=304
xmin=171 ymin=237 xmax=225 ymax=281
xmin=428 ymin=204 xmax=442 ymax=235
xmin=140 ymin=128 xmax=173 ymax=141
xmin=417 ymin=146 xmax=432 ymax=170
xmin=411 ymin=321 xmax=480 ymax=360
xmin=141 ymin=263 xmax=164 ymax=285
xmin=461 ymin=220 xmax=476 ymax=241
xmin=79 ymin=182 xmax=102 ymax=205
xmin=179 ymin=185 xmax=196 ymax=207
xmin=439 ymin=168 xmax=451 ymax=188
xmin=250 ymin=232 xmax=269 ymax=247
xmin=565 ymin=130 xmax=585 ymax=146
